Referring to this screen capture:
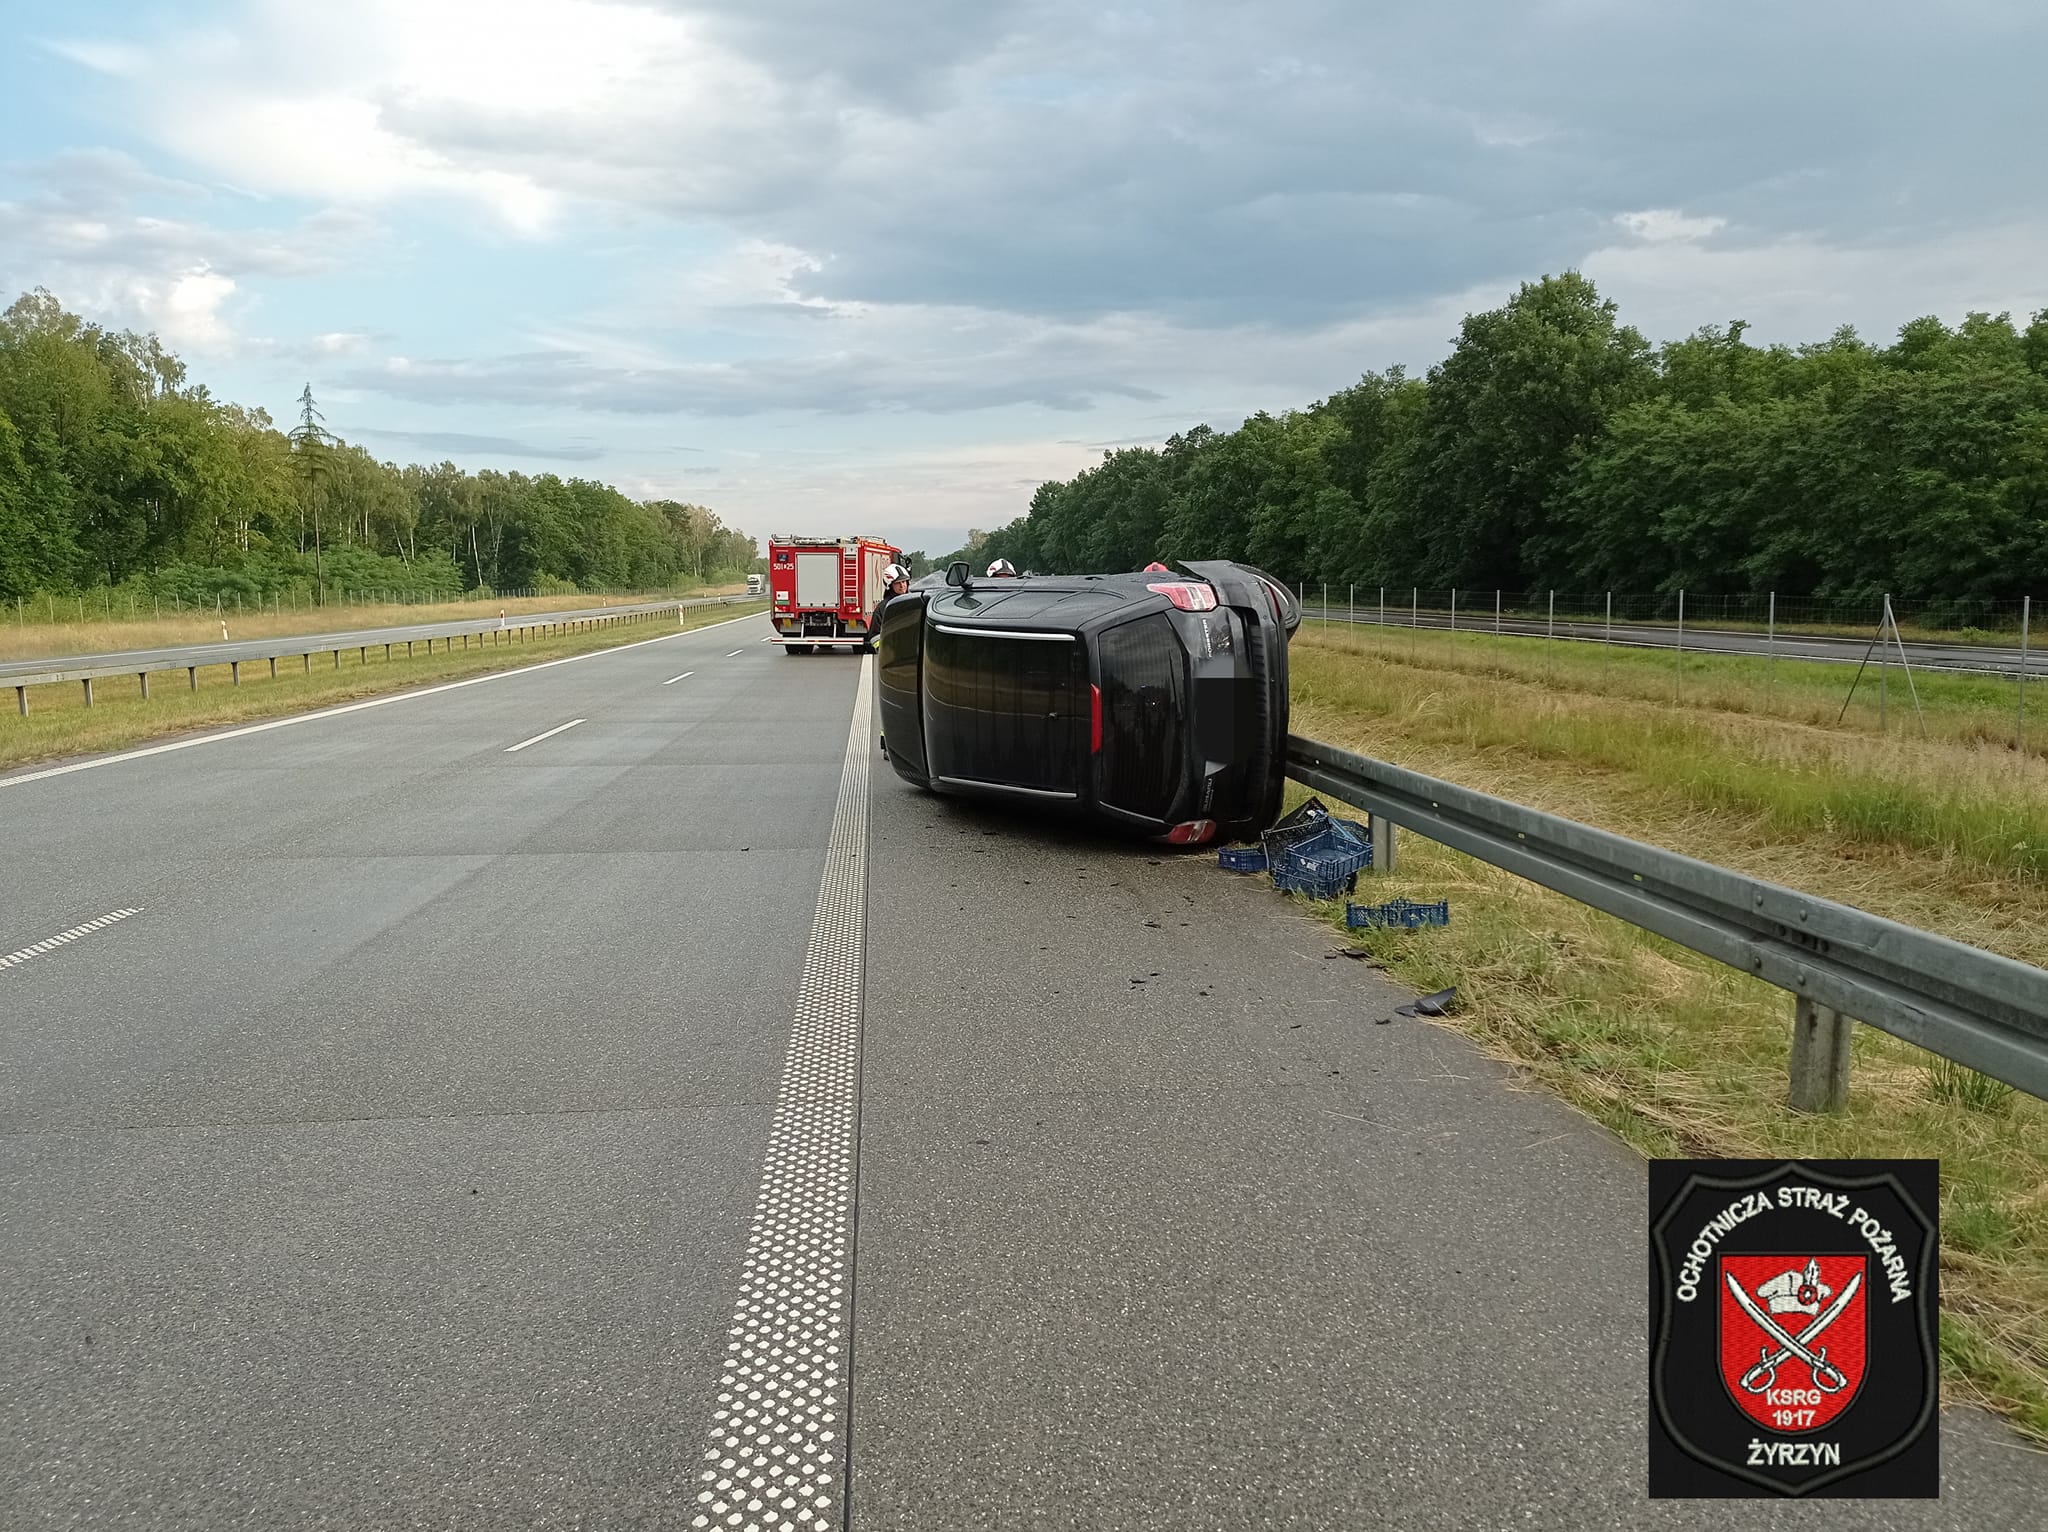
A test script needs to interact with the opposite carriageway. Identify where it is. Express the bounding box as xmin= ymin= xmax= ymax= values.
xmin=5 ymin=596 xmax=755 ymax=715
